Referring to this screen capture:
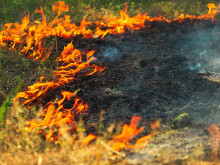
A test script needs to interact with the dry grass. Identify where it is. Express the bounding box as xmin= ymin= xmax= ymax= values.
xmin=0 ymin=103 xmax=128 ymax=165
xmin=0 ymin=102 xmax=219 ymax=164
